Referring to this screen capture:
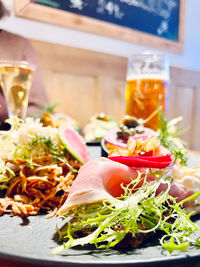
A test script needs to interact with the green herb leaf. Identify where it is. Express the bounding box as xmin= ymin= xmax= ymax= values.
xmin=157 ymin=111 xmax=188 ymax=165
xmin=14 ymin=135 xmax=70 ymax=167
xmin=162 ymin=236 xmax=189 ymax=254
